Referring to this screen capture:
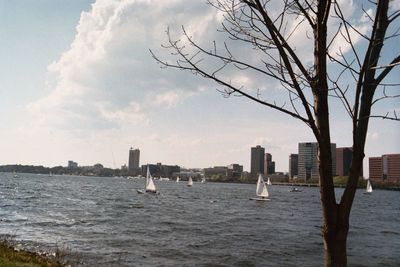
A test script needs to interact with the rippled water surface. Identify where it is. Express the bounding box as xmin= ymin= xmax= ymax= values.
xmin=1 ymin=173 xmax=399 ymax=266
